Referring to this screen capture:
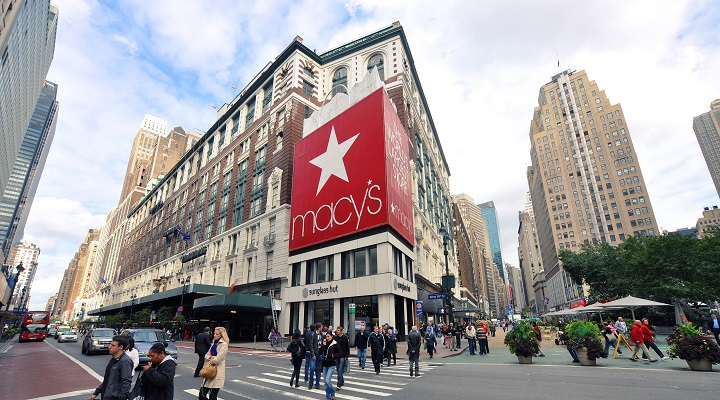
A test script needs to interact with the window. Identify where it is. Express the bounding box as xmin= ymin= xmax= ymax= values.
xmin=302 ymin=80 xmax=314 ymax=97
xmin=341 ymin=246 xmax=377 ymax=279
xmin=367 ymin=53 xmax=384 ymax=80
xmin=245 ymin=99 xmax=255 ymax=127
xmin=291 ymin=263 xmax=301 ymax=286
xmin=307 ymin=255 xmax=333 ymax=284
xmin=262 ymin=81 xmax=273 ymax=113
xmin=331 ymin=67 xmax=348 ymax=97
